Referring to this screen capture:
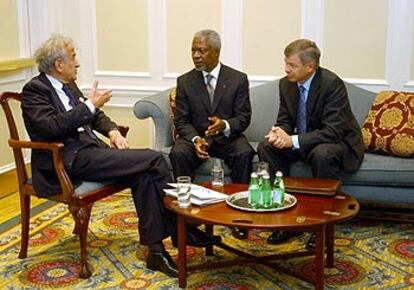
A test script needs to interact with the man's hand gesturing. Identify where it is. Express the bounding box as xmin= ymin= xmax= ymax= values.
xmin=205 ymin=116 xmax=225 ymax=137
xmin=89 ymin=80 xmax=112 ymax=109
